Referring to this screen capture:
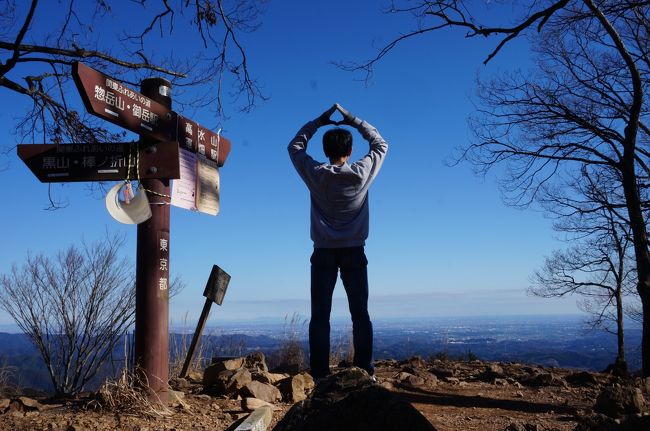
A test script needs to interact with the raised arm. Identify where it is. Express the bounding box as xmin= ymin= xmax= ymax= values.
xmin=336 ymin=104 xmax=388 ymax=181
xmin=288 ymin=105 xmax=338 ymax=184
